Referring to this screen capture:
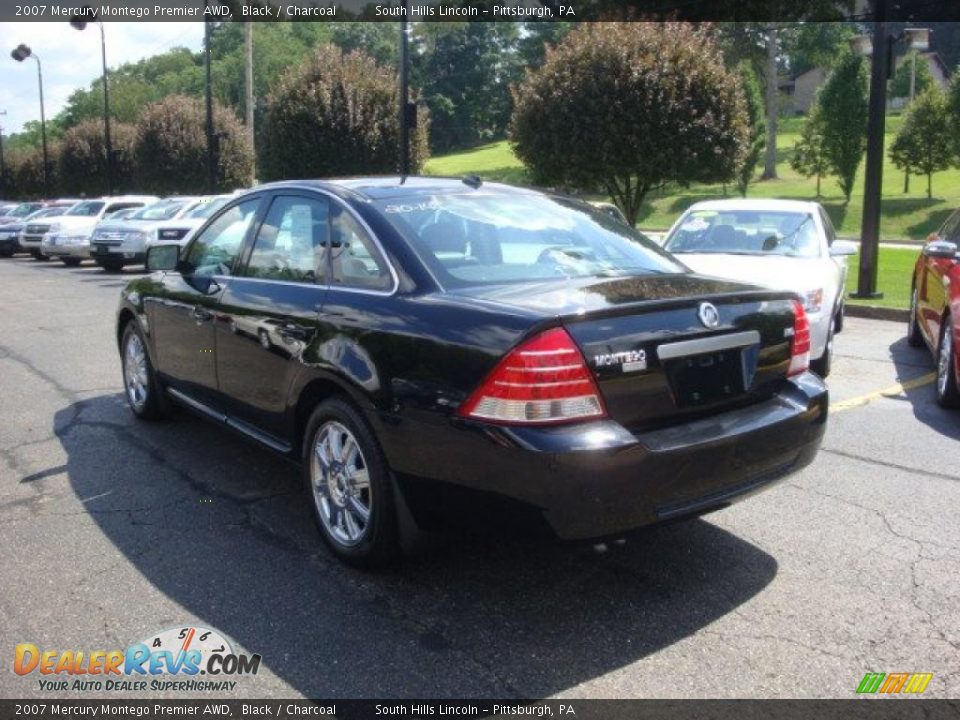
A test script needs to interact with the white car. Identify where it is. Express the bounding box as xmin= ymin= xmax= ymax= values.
xmin=88 ymin=197 xmax=206 ymax=272
xmin=152 ymin=194 xmax=234 ymax=247
xmin=31 ymin=196 xmax=158 ymax=264
xmin=662 ymin=199 xmax=856 ymax=377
